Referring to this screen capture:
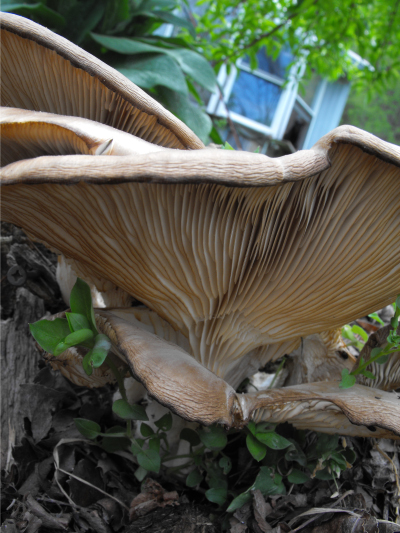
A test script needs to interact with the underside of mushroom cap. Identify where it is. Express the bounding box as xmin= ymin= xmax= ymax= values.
xmin=2 ymin=127 xmax=399 ymax=386
xmin=1 ymin=13 xmax=204 ymax=150
xmin=1 ymin=108 xmax=170 ymax=167
xmin=70 ymin=308 xmax=399 ymax=438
